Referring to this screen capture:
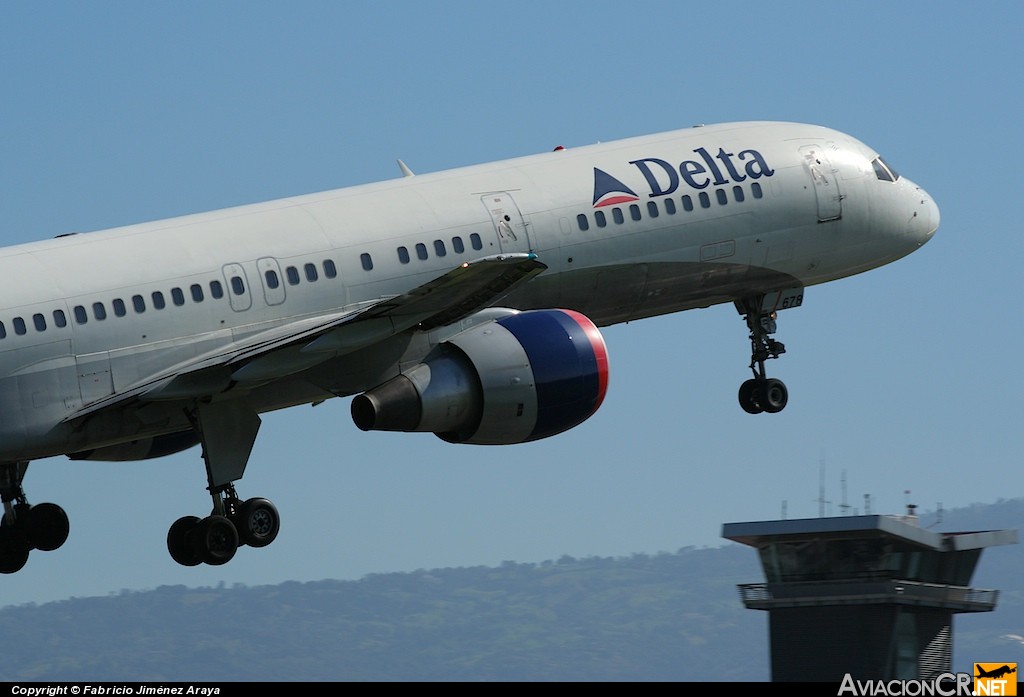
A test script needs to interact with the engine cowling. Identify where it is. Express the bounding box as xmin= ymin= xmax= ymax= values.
xmin=351 ymin=309 xmax=609 ymax=444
